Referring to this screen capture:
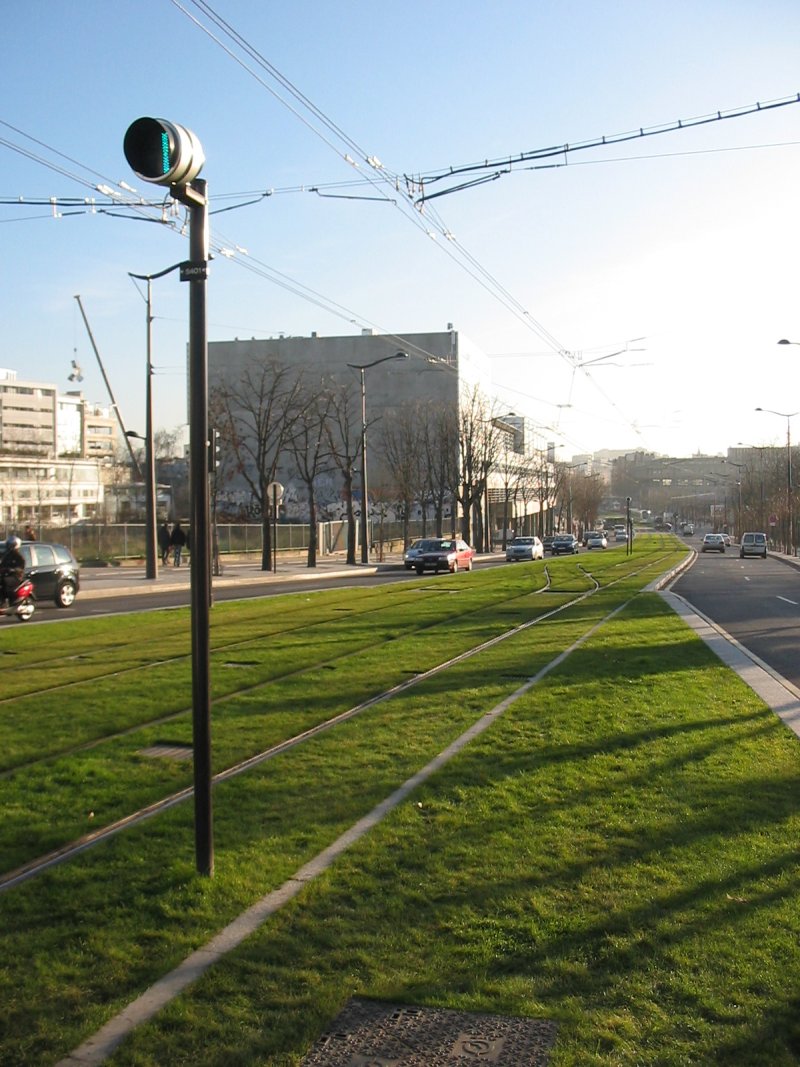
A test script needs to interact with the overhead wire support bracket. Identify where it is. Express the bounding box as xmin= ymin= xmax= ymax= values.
xmin=409 ymin=92 xmax=800 ymax=204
